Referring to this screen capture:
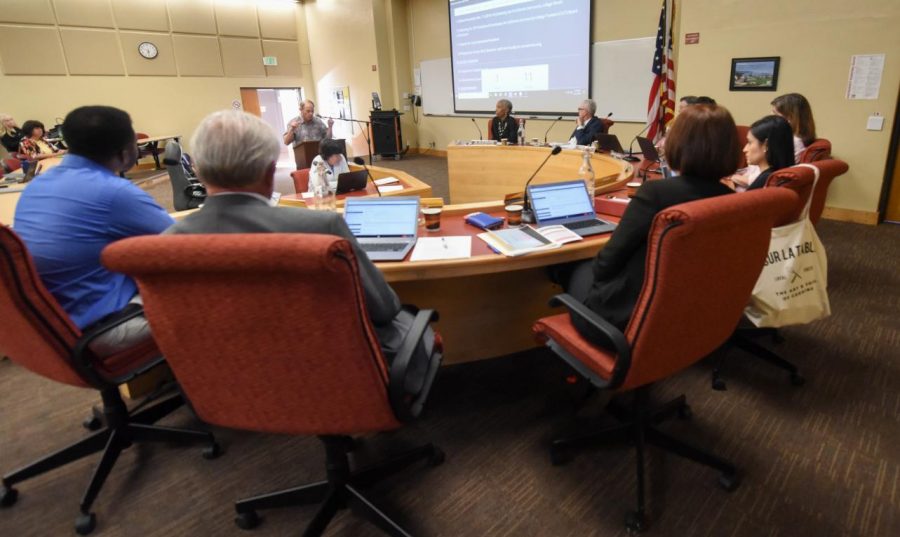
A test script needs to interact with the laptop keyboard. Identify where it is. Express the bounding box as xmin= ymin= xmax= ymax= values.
xmin=361 ymin=242 xmax=409 ymax=252
xmin=564 ymin=219 xmax=605 ymax=230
